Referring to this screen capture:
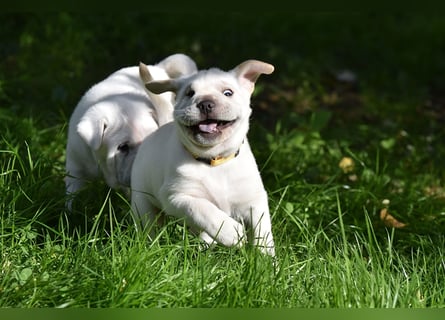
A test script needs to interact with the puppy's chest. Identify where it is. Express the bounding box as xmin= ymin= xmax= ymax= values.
xmin=177 ymin=164 xmax=257 ymax=210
